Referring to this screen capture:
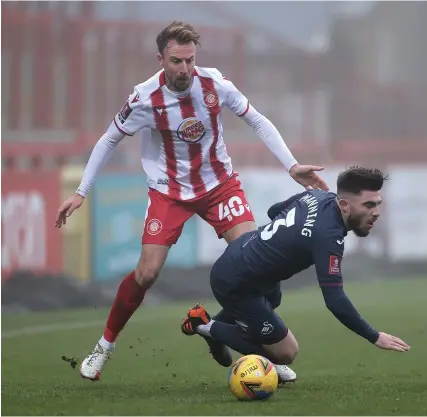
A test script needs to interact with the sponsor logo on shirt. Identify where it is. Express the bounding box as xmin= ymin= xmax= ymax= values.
xmin=117 ymin=102 xmax=132 ymax=124
xmin=177 ymin=117 xmax=206 ymax=143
